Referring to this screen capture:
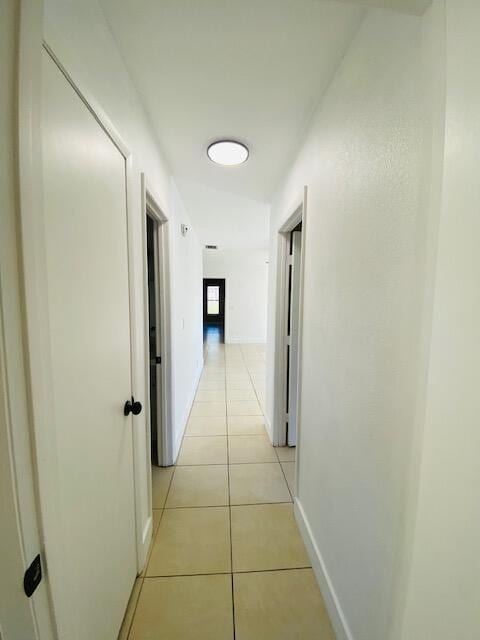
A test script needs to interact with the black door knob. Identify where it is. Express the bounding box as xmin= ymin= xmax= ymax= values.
xmin=124 ymin=397 xmax=143 ymax=416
